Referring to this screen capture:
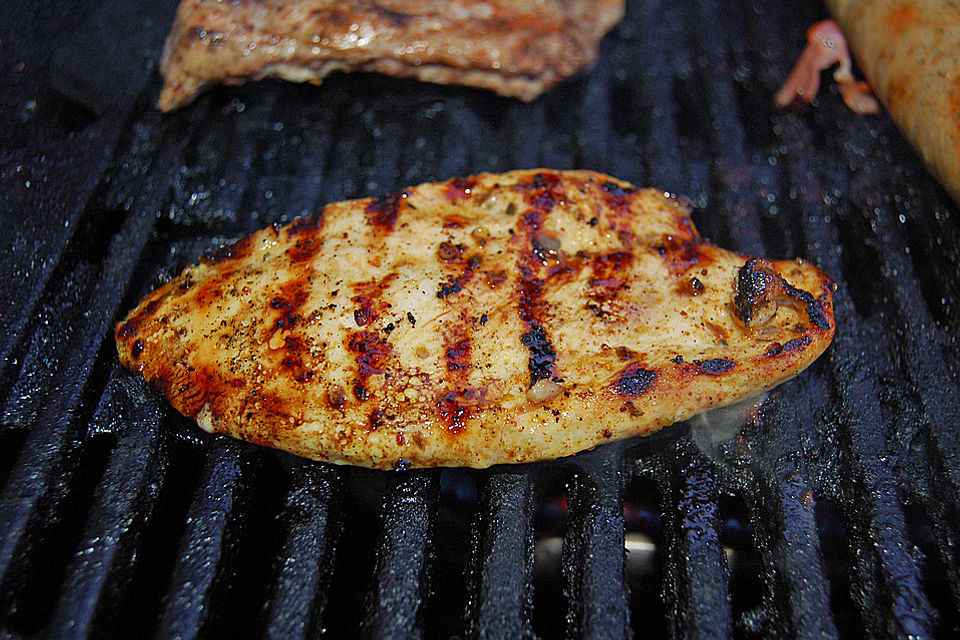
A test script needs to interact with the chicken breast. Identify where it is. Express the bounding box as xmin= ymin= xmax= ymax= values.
xmin=824 ymin=0 xmax=960 ymax=205
xmin=116 ymin=170 xmax=835 ymax=469
xmin=157 ymin=0 xmax=625 ymax=111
